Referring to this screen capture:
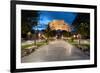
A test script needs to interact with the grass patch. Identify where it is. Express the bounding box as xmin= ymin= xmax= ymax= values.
xmin=67 ymin=39 xmax=90 ymax=45
xmin=21 ymin=43 xmax=35 ymax=49
xmin=21 ymin=41 xmax=48 ymax=49
xmin=67 ymin=39 xmax=78 ymax=45
xmin=36 ymin=41 xmax=48 ymax=47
